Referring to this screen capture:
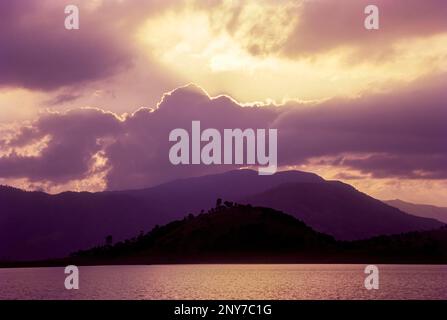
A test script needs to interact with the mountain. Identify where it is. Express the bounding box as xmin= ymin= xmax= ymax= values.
xmin=113 ymin=169 xmax=323 ymax=222
xmin=68 ymin=205 xmax=447 ymax=265
xmin=0 ymin=170 xmax=323 ymax=260
xmin=69 ymin=204 xmax=338 ymax=265
xmin=0 ymin=170 xmax=443 ymax=260
xmin=385 ymin=199 xmax=447 ymax=224
xmin=0 ymin=186 xmax=154 ymax=260
xmin=6 ymin=204 xmax=446 ymax=267
xmin=241 ymin=182 xmax=443 ymax=240
xmin=344 ymin=226 xmax=447 ymax=264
